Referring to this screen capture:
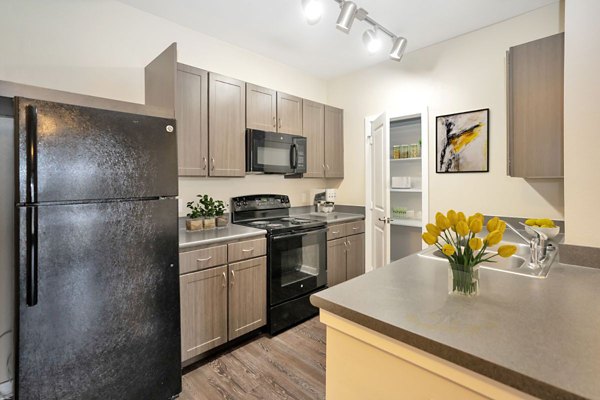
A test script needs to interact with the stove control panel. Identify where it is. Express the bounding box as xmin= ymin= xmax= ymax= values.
xmin=231 ymin=194 xmax=290 ymax=212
